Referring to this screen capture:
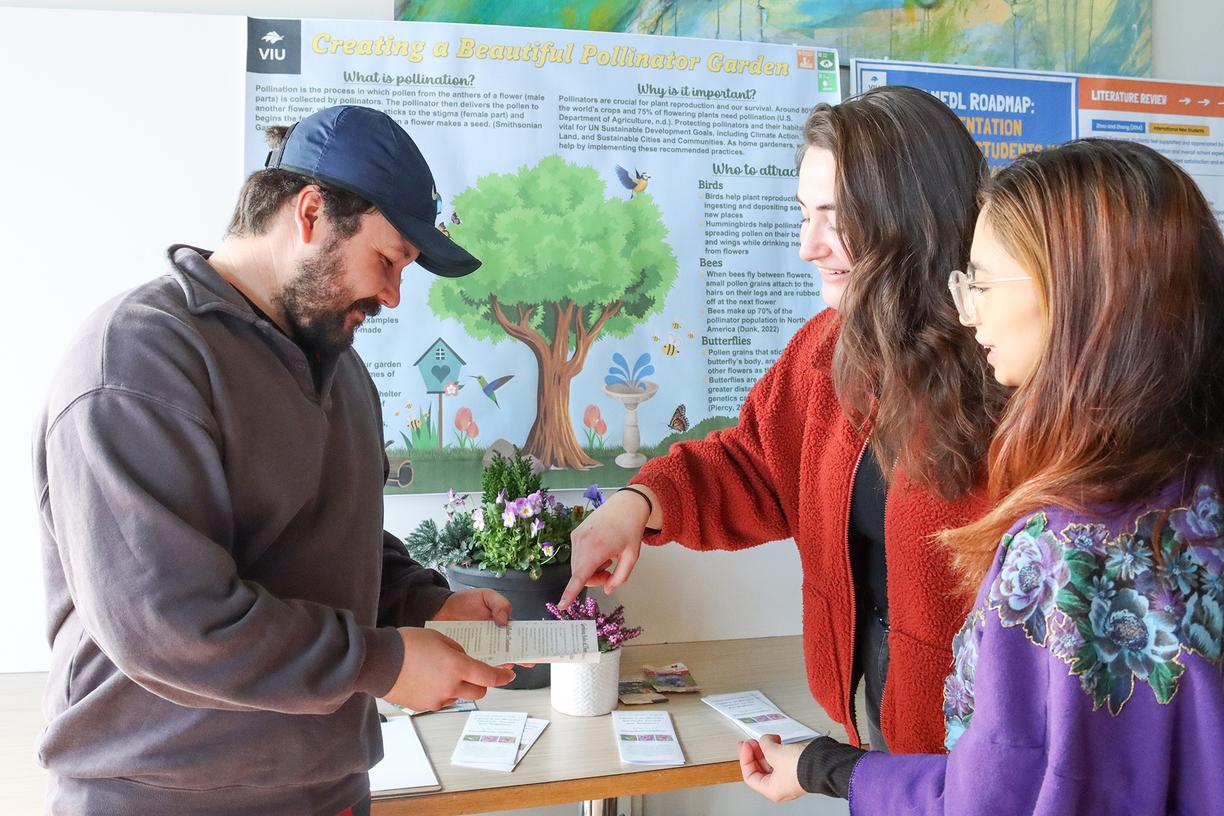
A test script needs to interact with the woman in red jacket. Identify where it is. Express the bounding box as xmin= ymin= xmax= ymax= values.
xmin=560 ymin=86 xmax=1004 ymax=755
